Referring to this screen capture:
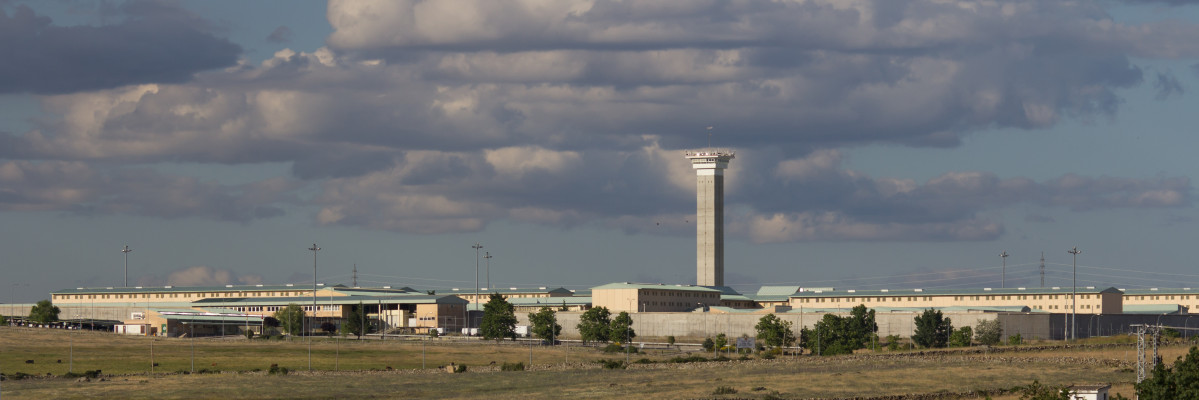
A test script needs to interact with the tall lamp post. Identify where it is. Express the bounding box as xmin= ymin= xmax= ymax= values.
xmin=471 ymin=243 xmax=483 ymax=329
xmin=122 ymin=245 xmax=133 ymax=287
xmin=308 ymin=243 xmax=320 ymax=372
xmin=484 ymin=252 xmax=493 ymax=291
xmin=1000 ymin=251 xmax=1008 ymax=288
xmin=1068 ymin=246 xmax=1081 ymax=341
